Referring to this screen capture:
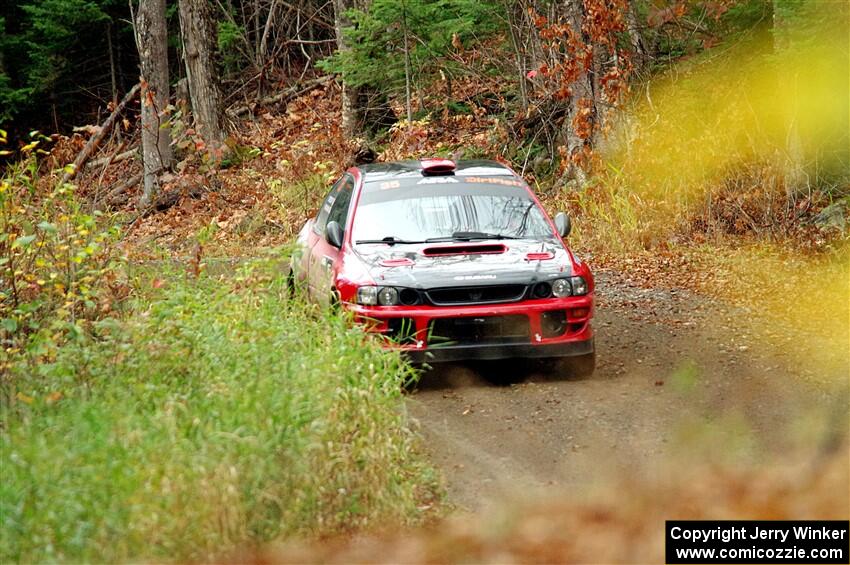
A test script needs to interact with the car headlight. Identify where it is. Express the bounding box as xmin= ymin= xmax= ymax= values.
xmin=569 ymin=276 xmax=588 ymax=296
xmin=357 ymin=286 xmax=378 ymax=305
xmin=551 ymin=278 xmax=572 ymax=297
xmin=551 ymin=277 xmax=588 ymax=297
xmin=378 ymin=286 xmax=399 ymax=306
xmin=357 ymin=286 xmax=401 ymax=306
